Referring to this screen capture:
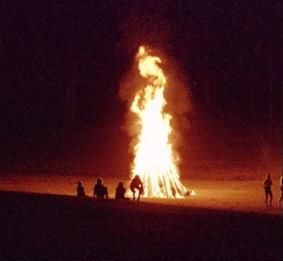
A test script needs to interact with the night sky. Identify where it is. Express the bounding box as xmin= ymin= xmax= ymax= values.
xmin=0 ymin=1 xmax=282 ymax=177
